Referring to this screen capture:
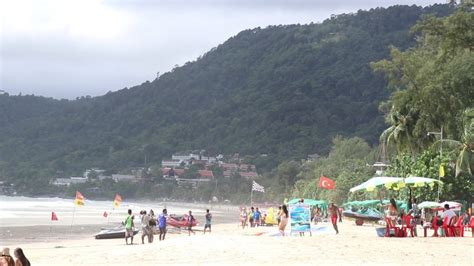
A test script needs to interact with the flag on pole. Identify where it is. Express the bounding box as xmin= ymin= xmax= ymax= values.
xmin=51 ymin=211 xmax=58 ymax=221
xmin=318 ymin=176 xmax=335 ymax=190
xmin=103 ymin=211 xmax=108 ymax=218
xmin=113 ymin=193 xmax=122 ymax=207
xmin=75 ymin=191 xmax=85 ymax=206
xmin=439 ymin=165 xmax=445 ymax=177
xmin=252 ymin=180 xmax=265 ymax=193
